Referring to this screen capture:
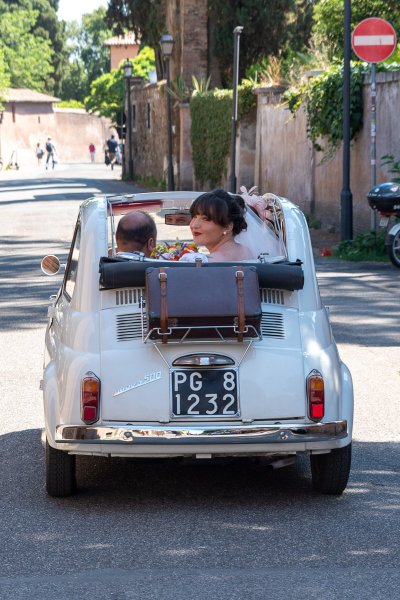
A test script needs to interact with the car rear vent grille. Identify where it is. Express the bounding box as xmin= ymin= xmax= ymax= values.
xmin=260 ymin=288 xmax=285 ymax=305
xmin=115 ymin=288 xmax=145 ymax=306
xmin=261 ymin=312 xmax=285 ymax=338
xmin=116 ymin=313 xmax=146 ymax=341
